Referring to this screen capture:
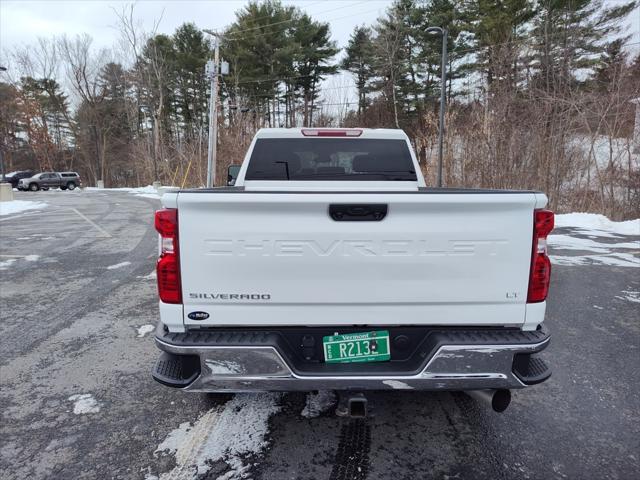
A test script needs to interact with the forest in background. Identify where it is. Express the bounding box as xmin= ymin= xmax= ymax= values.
xmin=0 ymin=0 xmax=638 ymax=218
